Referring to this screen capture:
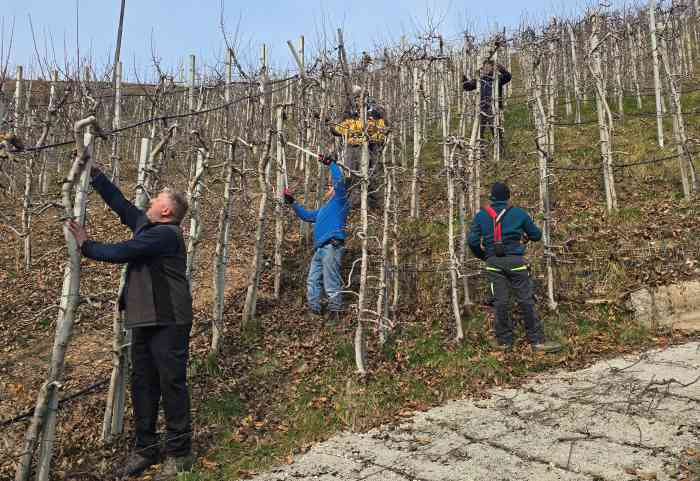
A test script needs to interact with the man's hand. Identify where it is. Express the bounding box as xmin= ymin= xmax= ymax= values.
xmin=318 ymin=153 xmax=336 ymax=166
xmin=283 ymin=187 xmax=295 ymax=205
xmin=67 ymin=220 xmax=88 ymax=248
